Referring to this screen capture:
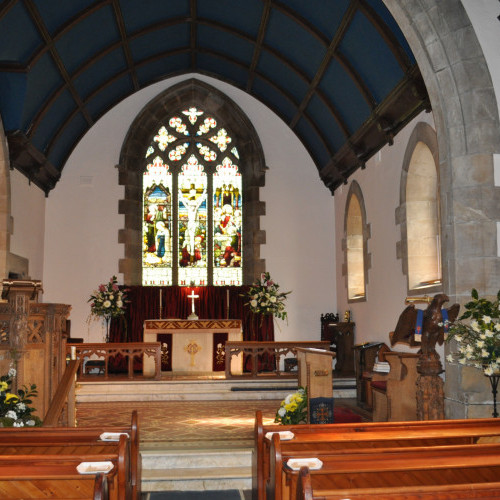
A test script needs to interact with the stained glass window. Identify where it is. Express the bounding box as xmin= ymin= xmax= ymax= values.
xmin=142 ymin=107 xmax=243 ymax=286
